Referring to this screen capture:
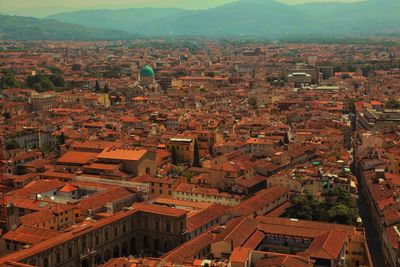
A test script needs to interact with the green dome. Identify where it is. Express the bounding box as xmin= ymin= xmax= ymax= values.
xmin=140 ymin=65 xmax=155 ymax=77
